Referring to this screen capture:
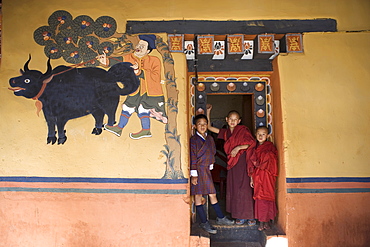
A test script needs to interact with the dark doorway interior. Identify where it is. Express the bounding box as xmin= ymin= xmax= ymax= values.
xmin=207 ymin=94 xmax=254 ymax=133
